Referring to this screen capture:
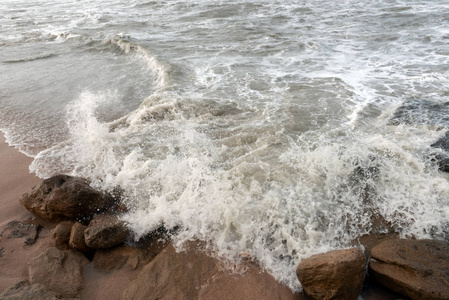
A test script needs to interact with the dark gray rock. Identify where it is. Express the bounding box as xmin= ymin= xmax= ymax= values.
xmin=0 ymin=221 xmax=41 ymax=246
xmin=431 ymin=131 xmax=449 ymax=172
xmin=431 ymin=131 xmax=449 ymax=151
xmin=388 ymin=99 xmax=449 ymax=128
